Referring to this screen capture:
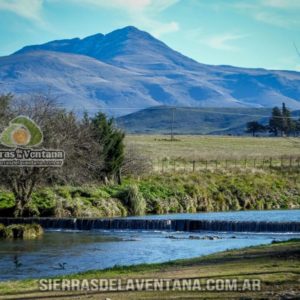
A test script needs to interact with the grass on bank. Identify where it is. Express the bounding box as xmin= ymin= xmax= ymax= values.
xmin=0 ymin=239 xmax=299 ymax=299
xmin=0 ymin=168 xmax=300 ymax=217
